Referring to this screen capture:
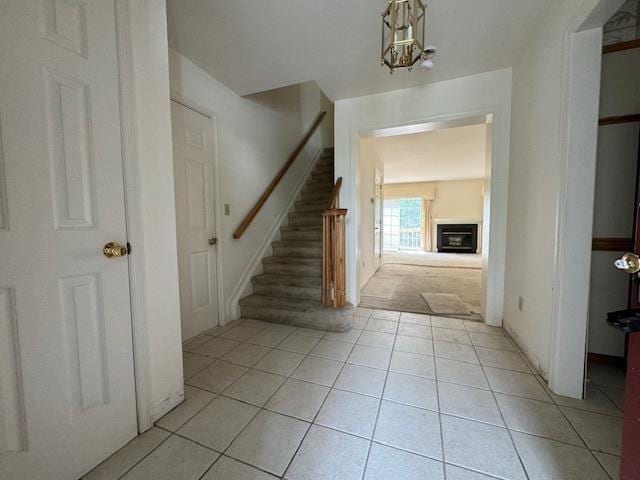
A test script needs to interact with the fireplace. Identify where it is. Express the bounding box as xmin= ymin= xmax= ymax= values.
xmin=437 ymin=224 xmax=478 ymax=253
